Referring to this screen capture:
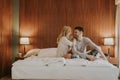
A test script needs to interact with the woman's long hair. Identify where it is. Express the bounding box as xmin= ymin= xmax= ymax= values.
xmin=57 ymin=26 xmax=71 ymax=43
